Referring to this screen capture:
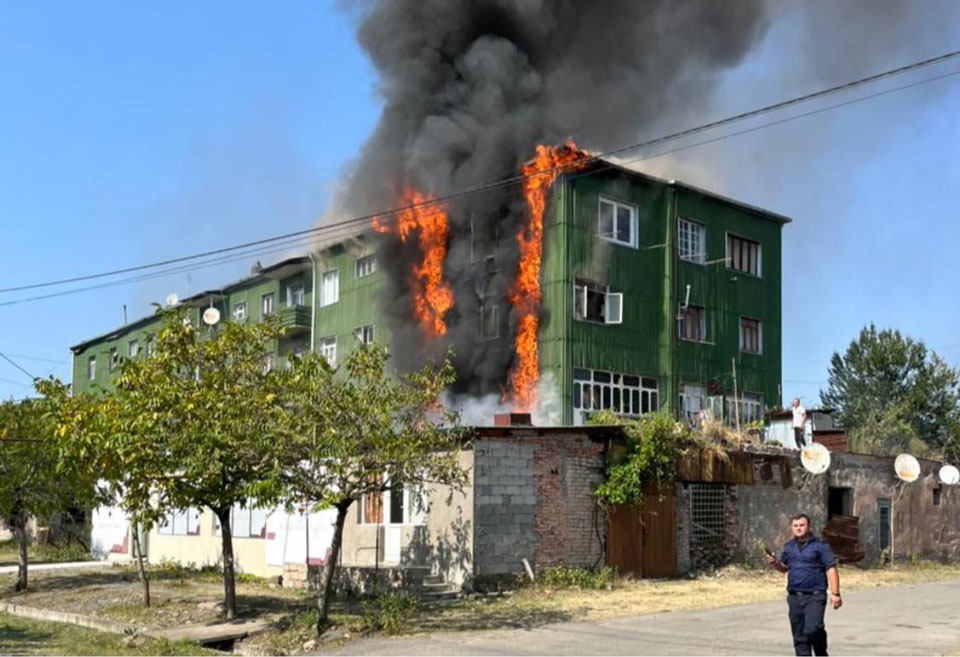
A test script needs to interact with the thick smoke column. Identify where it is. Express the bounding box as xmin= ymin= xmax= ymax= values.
xmin=334 ymin=0 xmax=769 ymax=397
